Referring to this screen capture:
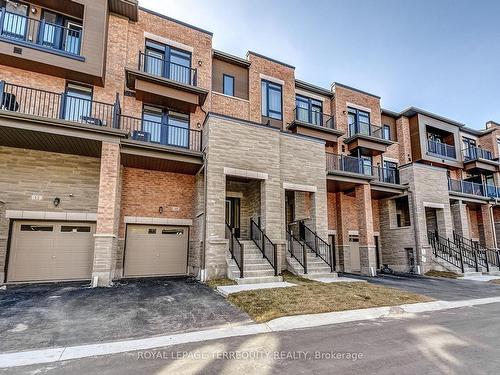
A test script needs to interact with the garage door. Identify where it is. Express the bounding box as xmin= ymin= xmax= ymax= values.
xmin=7 ymin=221 xmax=95 ymax=282
xmin=124 ymin=225 xmax=188 ymax=277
